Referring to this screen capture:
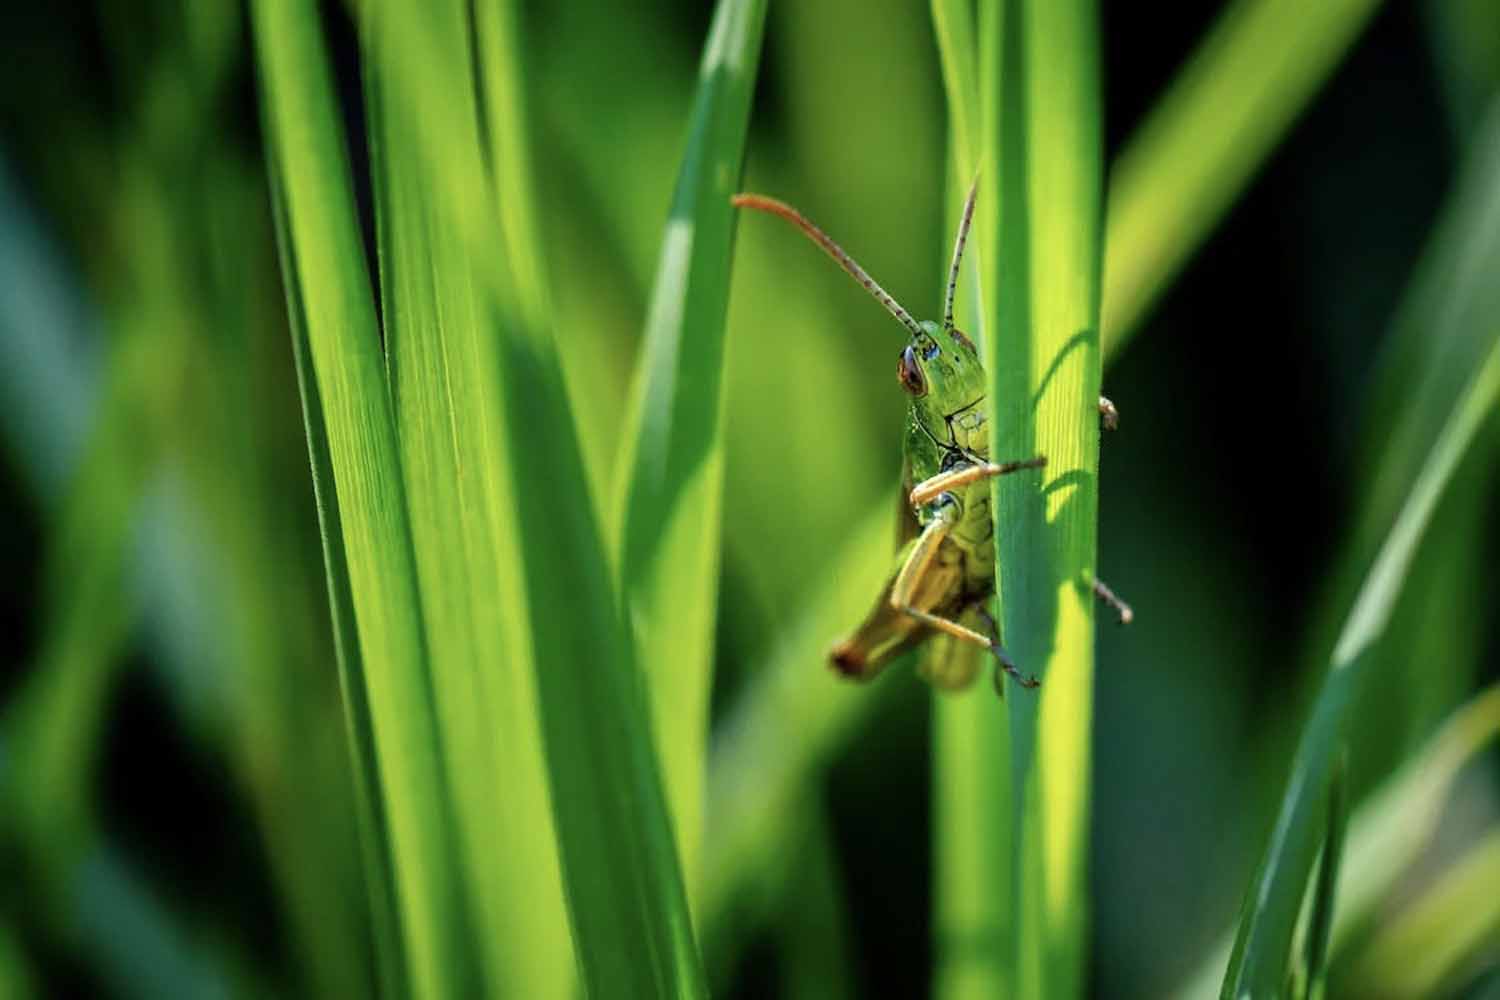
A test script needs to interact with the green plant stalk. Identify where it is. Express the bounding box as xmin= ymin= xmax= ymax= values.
xmin=981 ymin=1 xmax=1104 ymax=996
xmin=1300 ymin=754 xmax=1347 ymax=1000
xmin=278 ymin=190 xmax=405 ymax=998
xmin=616 ymin=0 xmax=768 ymax=898
xmin=1220 ymin=336 xmax=1500 ymax=997
xmin=252 ymin=2 xmax=474 ymax=995
xmin=1102 ymin=0 xmax=1384 ymax=356
xmin=364 ymin=1 xmax=576 ymax=992
xmin=1344 ymin=828 xmax=1500 ymax=996
xmin=1172 ymin=684 xmax=1500 ymax=999
xmin=354 ymin=2 xmax=708 ymax=991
